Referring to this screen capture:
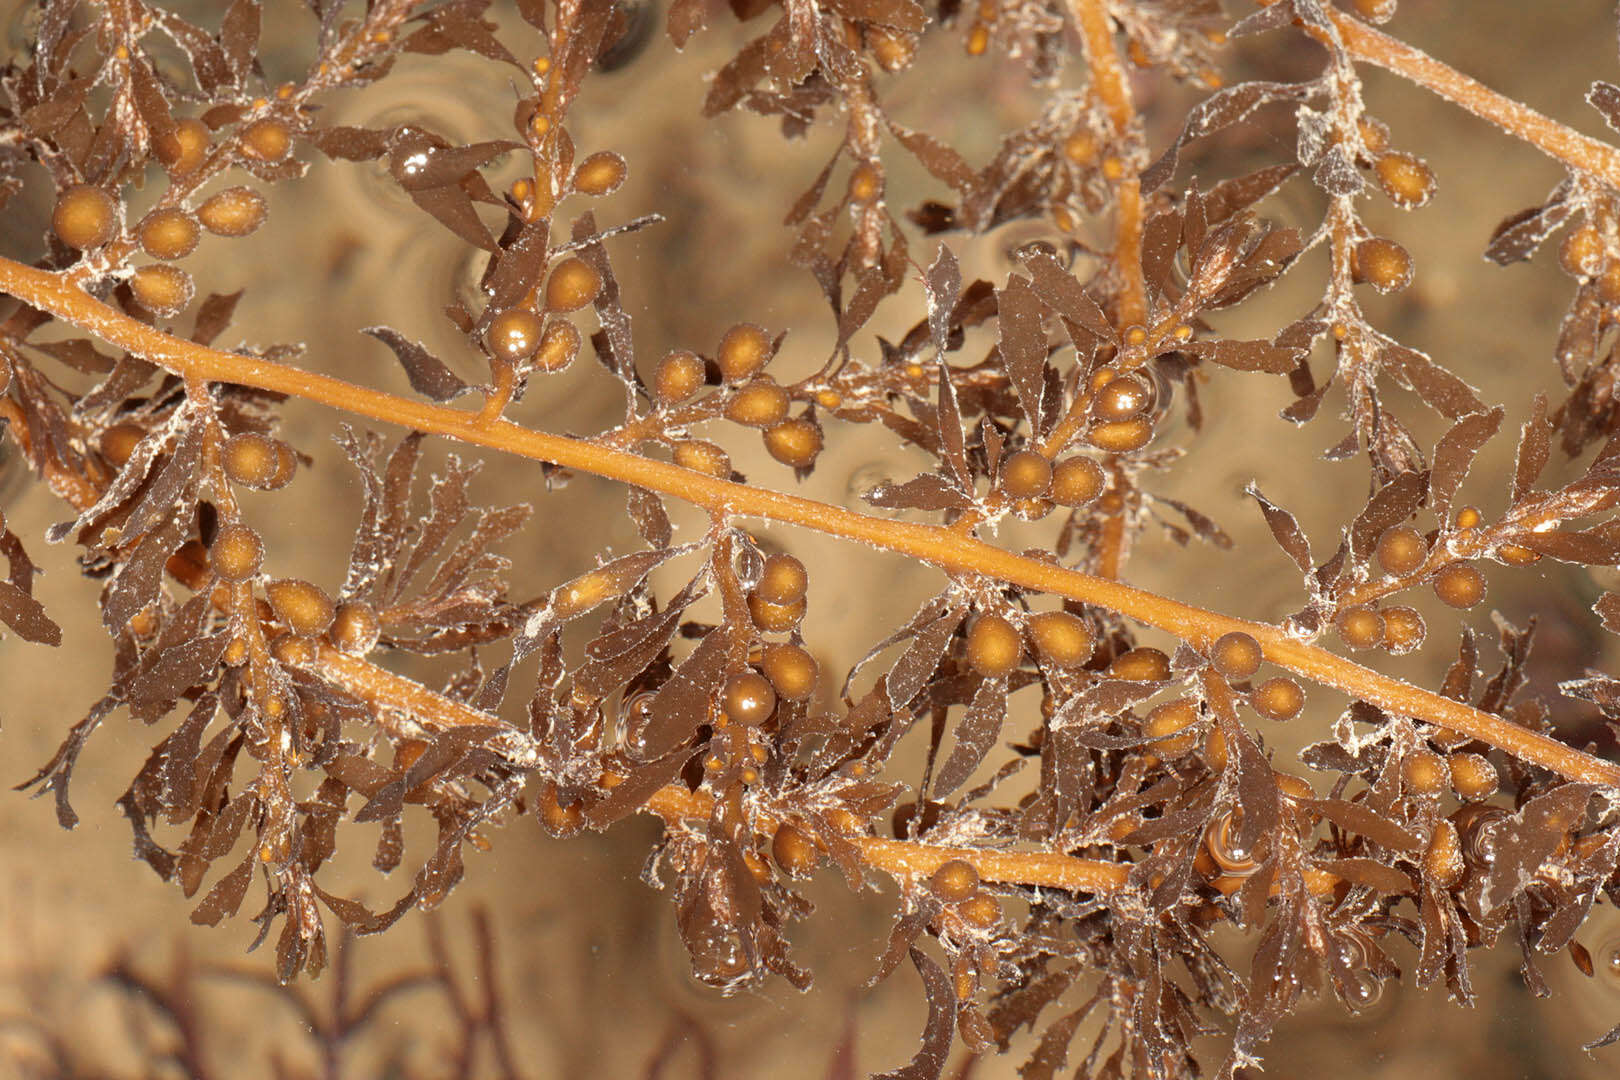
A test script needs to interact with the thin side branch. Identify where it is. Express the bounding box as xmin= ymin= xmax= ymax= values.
xmin=1068 ymin=0 xmax=1148 ymax=327
xmin=1334 ymin=9 xmax=1620 ymax=188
